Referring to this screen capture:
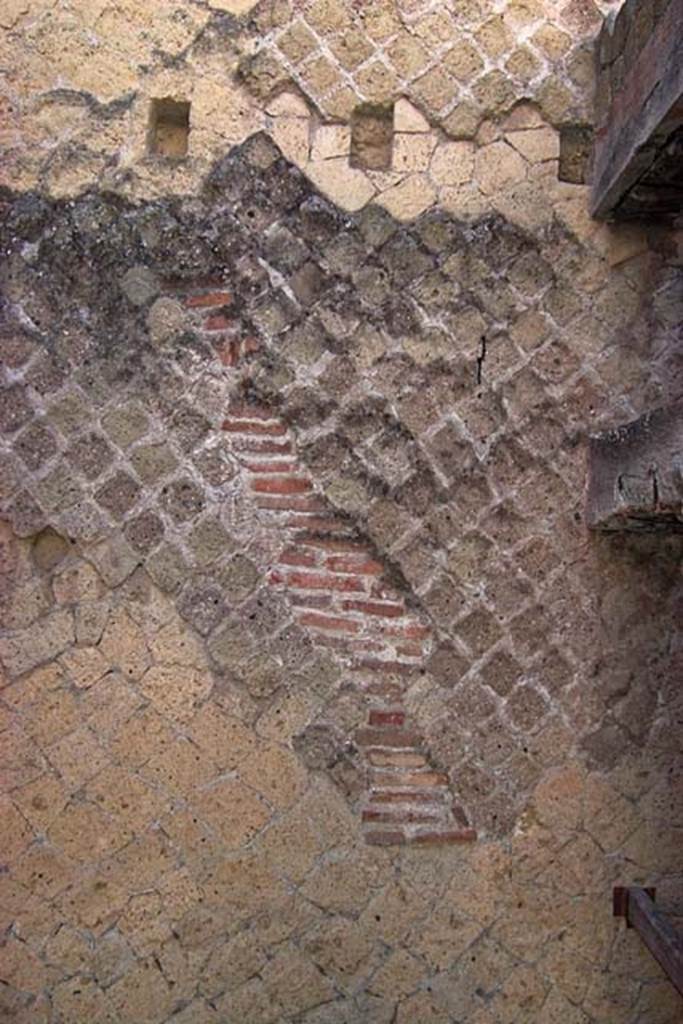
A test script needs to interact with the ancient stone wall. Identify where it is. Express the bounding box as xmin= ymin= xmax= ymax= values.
xmin=1 ymin=2 xmax=682 ymax=1023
